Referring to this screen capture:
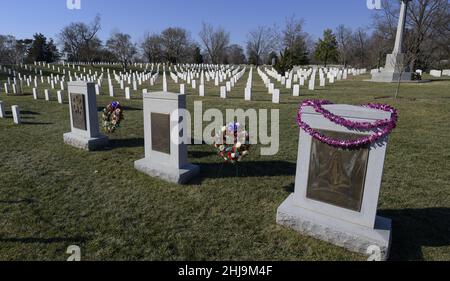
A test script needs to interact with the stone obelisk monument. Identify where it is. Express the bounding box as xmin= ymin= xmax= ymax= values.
xmin=371 ymin=0 xmax=412 ymax=82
